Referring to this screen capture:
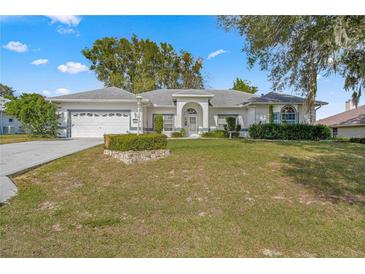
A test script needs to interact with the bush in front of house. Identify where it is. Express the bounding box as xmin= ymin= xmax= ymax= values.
xmin=171 ymin=128 xmax=185 ymax=138
xmin=248 ymin=123 xmax=331 ymax=140
xmin=104 ymin=133 xmax=167 ymax=151
xmin=349 ymin=137 xmax=365 ymax=144
xmin=202 ymin=130 xmax=226 ymax=138
xmin=5 ymin=93 xmax=58 ymax=137
xmin=154 ymin=115 xmax=164 ymax=134
xmin=223 ymin=117 xmax=241 ymax=138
